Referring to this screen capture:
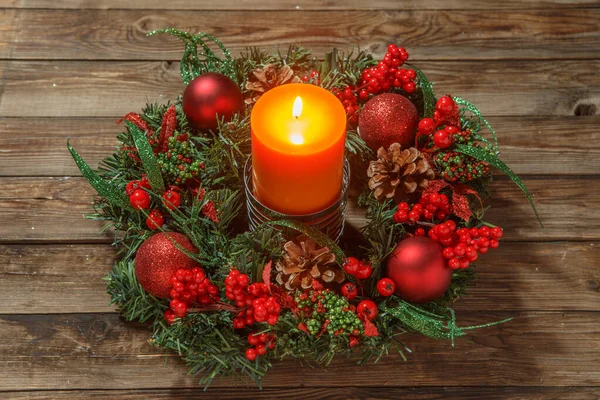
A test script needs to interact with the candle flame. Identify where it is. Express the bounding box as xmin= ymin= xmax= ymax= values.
xmin=290 ymin=133 xmax=304 ymax=145
xmin=292 ymin=96 xmax=303 ymax=118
